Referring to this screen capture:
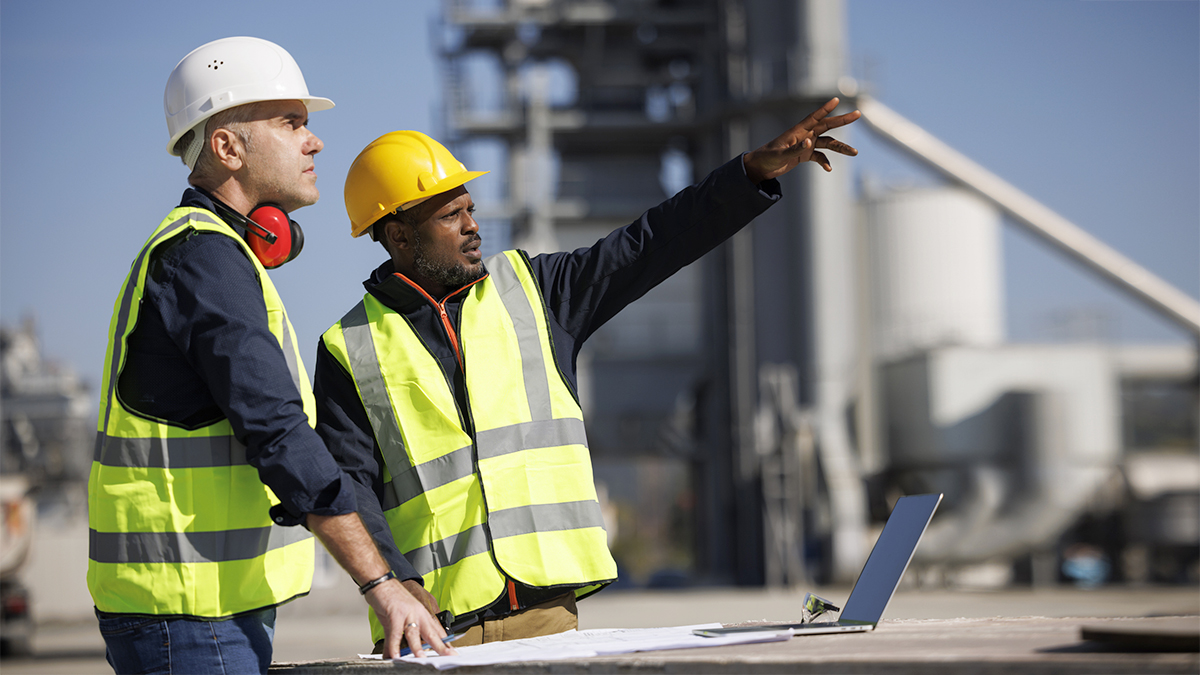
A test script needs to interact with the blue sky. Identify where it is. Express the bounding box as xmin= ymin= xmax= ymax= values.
xmin=2 ymin=0 xmax=1196 ymax=391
